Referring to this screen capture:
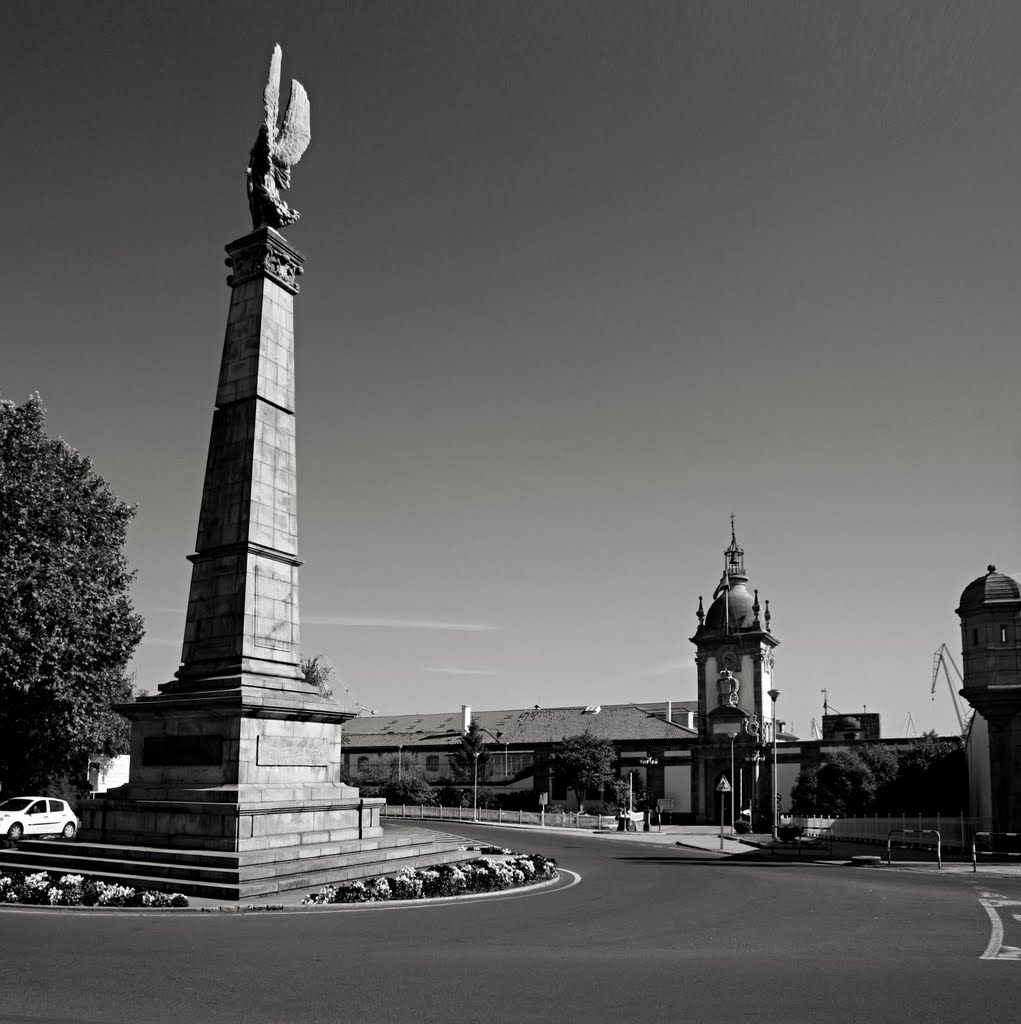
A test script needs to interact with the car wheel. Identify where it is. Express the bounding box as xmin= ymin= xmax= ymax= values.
xmin=7 ymin=822 xmax=24 ymax=842
xmin=62 ymin=822 xmax=76 ymax=839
